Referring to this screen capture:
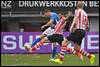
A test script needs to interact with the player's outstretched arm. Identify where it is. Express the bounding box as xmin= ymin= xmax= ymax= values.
xmin=41 ymin=19 xmax=53 ymax=29
xmin=69 ymin=16 xmax=78 ymax=32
